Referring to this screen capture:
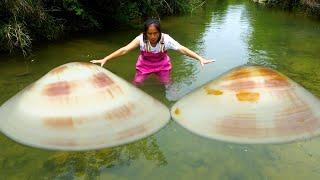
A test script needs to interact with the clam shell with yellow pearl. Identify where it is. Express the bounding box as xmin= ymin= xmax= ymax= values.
xmin=0 ymin=62 xmax=170 ymax=150
xmin=171 ymin=65 xmax=320 ymax=144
